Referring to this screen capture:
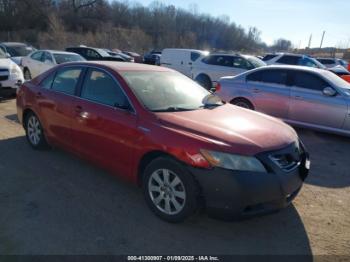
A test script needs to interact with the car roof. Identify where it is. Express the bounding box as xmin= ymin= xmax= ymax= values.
xmin=1 ymin=42 xmax=28 ymax=46
xmin=60 ymin=61 xmax=174 ymax=72
xmin=37 ymin=50 xmax=79 ymax=55
xmin=256 ymin=64 xmax=327 ymax=73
